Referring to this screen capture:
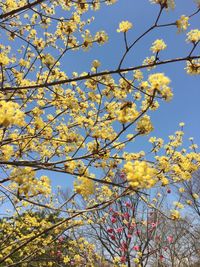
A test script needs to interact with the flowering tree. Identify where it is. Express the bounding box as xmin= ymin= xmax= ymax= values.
xmin=0 ymin=0 xmax=200 ymax=266
xmin=176 ymin=169 xmax=200 ymax=218
xmin=84 ymin=187 xmax=200 ymax=266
